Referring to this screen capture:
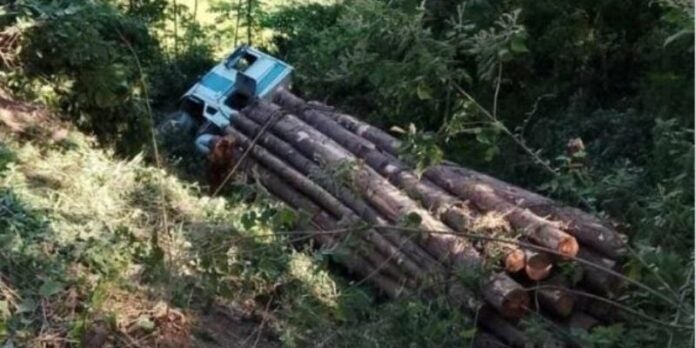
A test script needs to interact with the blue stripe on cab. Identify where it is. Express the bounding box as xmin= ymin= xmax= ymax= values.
xmin=257 ymin=63 xmax=288 ymax=97
xmin=200 ymin=72 xmax=233 ymax=93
